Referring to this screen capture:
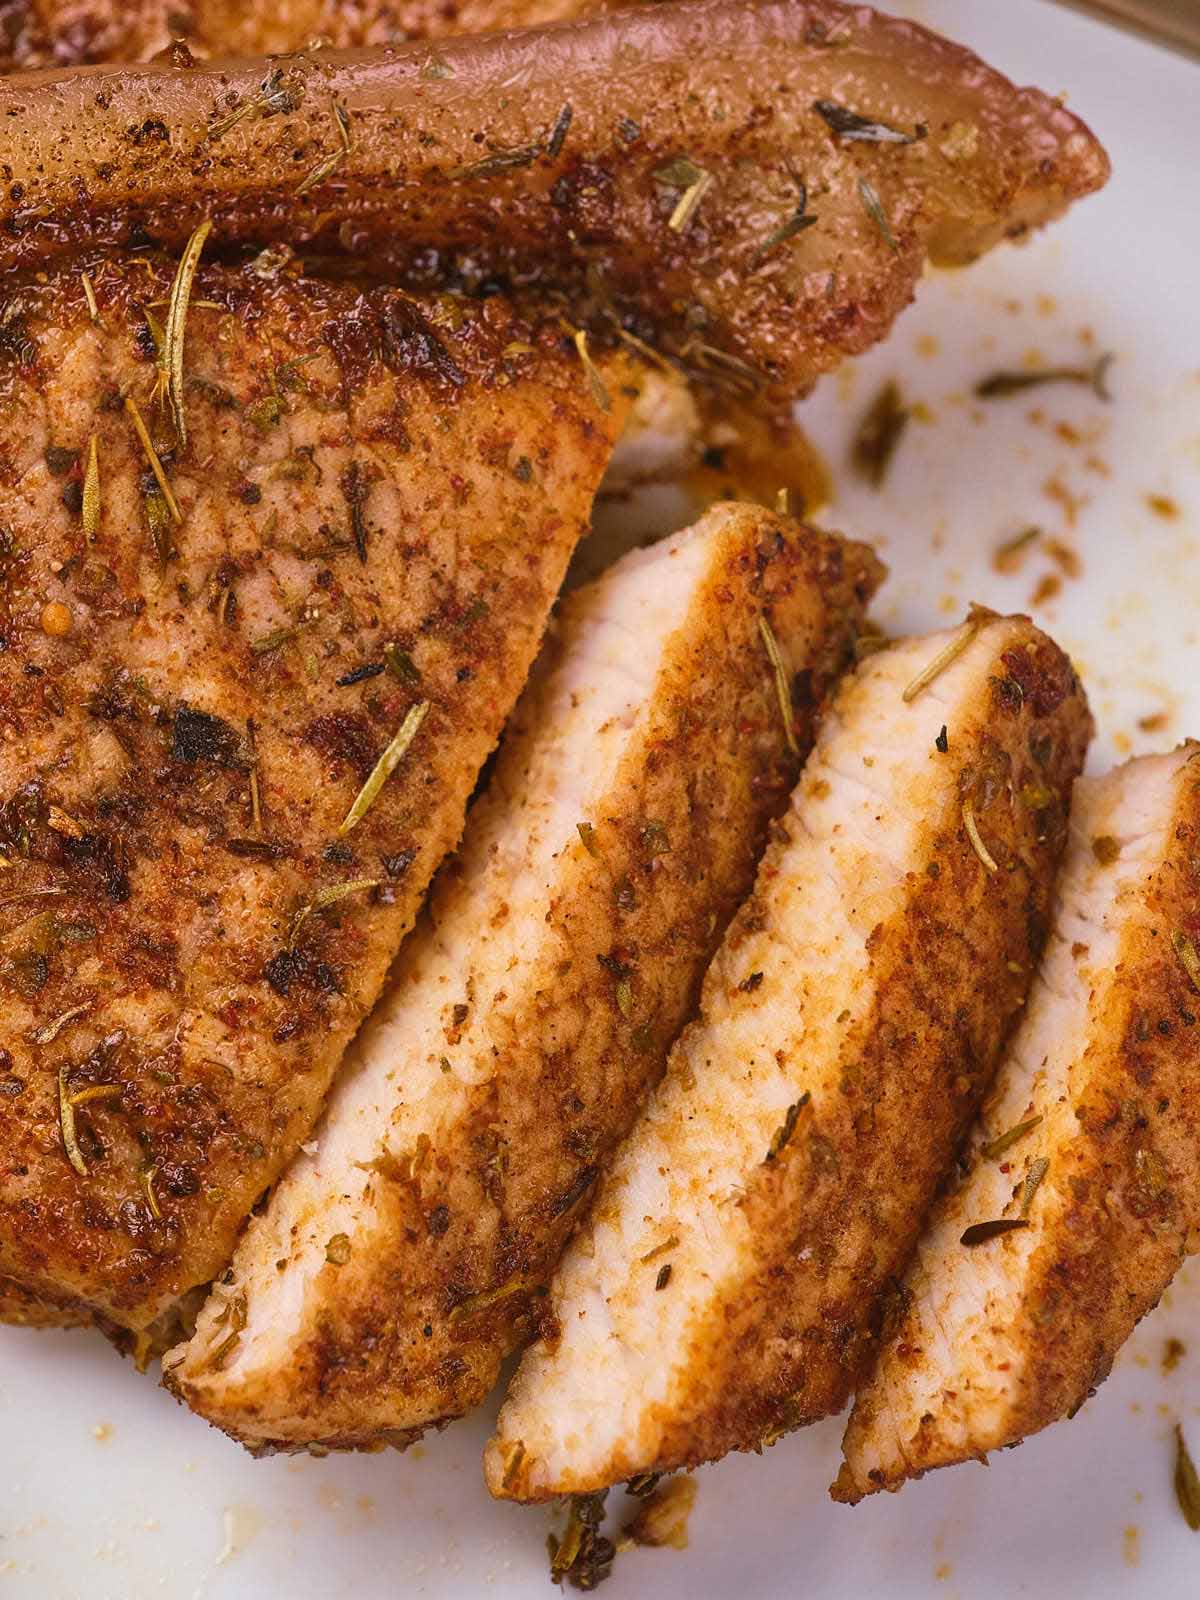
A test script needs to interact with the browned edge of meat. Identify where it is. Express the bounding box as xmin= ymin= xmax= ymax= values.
xmin=0 ymin=0 xmax=1109 ymax=403
xmin=0 ymin=250 xmax=625 ymax=1332
xmin=0 ymin=0 xmax=619 ymax=69
xmin=168 ymin=503 xmax=882 ymax=1453
xmin=834 ymin=746 xmax=1200 ymax=1501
